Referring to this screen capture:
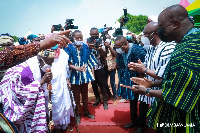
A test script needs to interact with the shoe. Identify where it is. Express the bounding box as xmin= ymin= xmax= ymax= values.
xmin=103 ymin=102 xmax=108 ymax=110
xmin=119 ymin=99 xmax=126 ymax=102
xmin=66 ymin=125 xmax=73 ymax=132
xmin=93 ymin=99 xmax=101 ymax=106
xmin=75 ymin=115 xmax=81 ymax=124
xmin=83 ymin=110 xmax=95 ymax=119
xmin=124 ymin=122 xmax=137 ymax=128
xmin=135 ymin=126 xmax=148 ymax=133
